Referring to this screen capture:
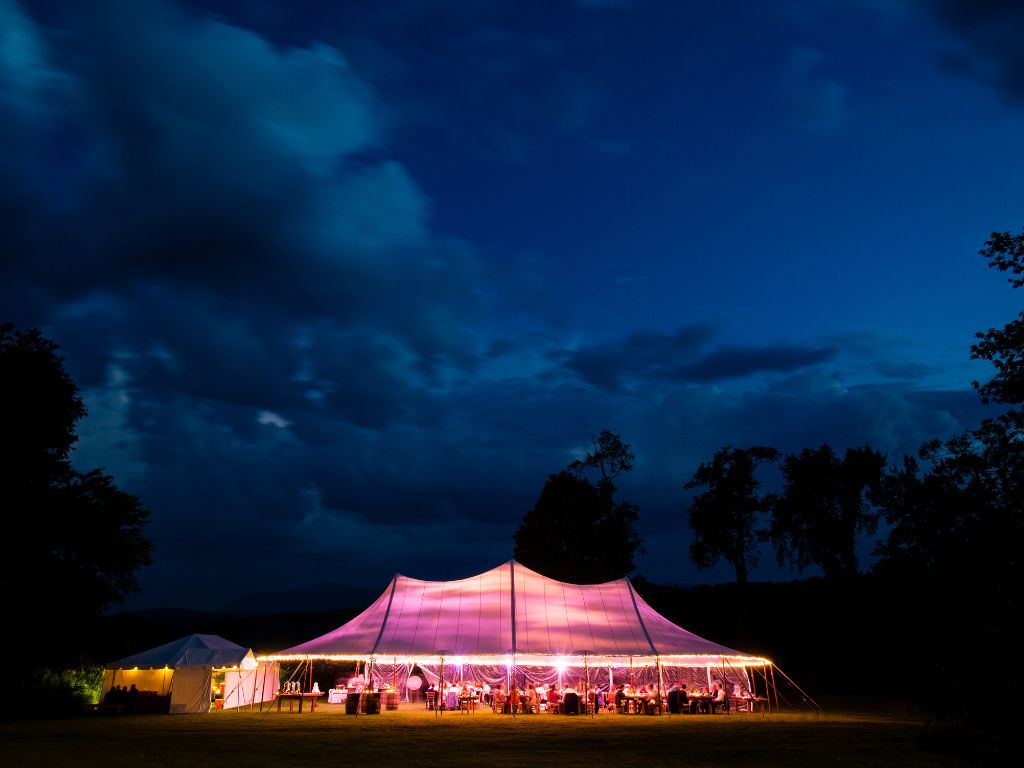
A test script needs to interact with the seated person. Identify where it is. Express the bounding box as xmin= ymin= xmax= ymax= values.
xmin=614 ymin=684 xmax=626 ymax=712
xmin=491 ymin=685 xmax=506 ymax=712
xmin=666 ymin=682 xmax=681 ymax=714
xmin=546 ymin=687 xmax=561 ymax=709
xmin=561 ymin=690 xmax=579 ymax=715
xmin=679 ymin=684 xmax=698 ymax=714
xmin=527 ymin=686 xmax=540 ymax=713
xmin=711 ymin=683 xmax=728 ymax=713
xmin=645 ymin=684 xmax=660 ymax=714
